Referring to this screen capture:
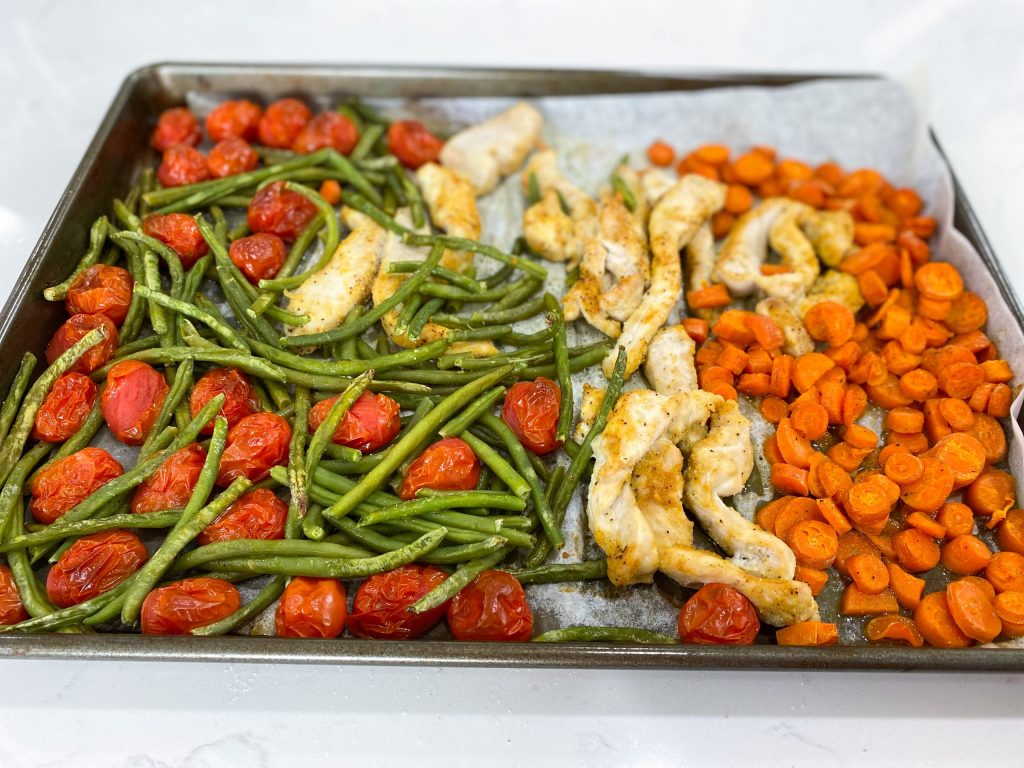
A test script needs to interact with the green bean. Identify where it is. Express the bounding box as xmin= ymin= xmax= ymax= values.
xmin=433 ymin=296 xmax=545 ymax=330
xmin=407 ymin=297 xmax=444 ymax=341
xmin=544 ymin=296 xmax=573 ymax=443
xmin=179 ymin=318 xmax=219 ymax=349
xmin=285 ymin=387 xmax=311 ymax=536
xmin=459 ymin=433 xmax=532 ymax=502
xmin=401 ymin=173 xmax=427 ymax=230
xmin=610 ymin=170 xmax=637 ymax=213
xmin=507 ymin=559 xmax=608 ymax=585
xmin=112 ymin=198 xmax=140 ymax=231
xmin=439 ymin=347 xmax=549 ymax=371
xmin=520 ymin=342 xmax=612 ymax=380
xmin=113 ymin=231 xmax=185 ymax=297
xmin=139 ymin=358 xmax=194 ymax=457
xmin=533 ymin=627 xmax=675 ymax=644
xmin=387 ymin=261 xmax=484 ymax=293
xmin=0 ymin=509 xmax=183 ymax=552
xmin=357 ymin=491 xmax=526 ymax=527
xmin=351 ymin=123 xmax=383 ymax=161
xmin=210 ymin=194 xmax=253 ymax=209
xmin=0 ymin=442 xmax=52 ymax=544
xmin=255 ymin=183 xmax=339 ymax=292
xmin=334 ymin=519 xmax=508 ymax=565
xmin=482 ymin=262 xmax=516 ymax=289
xmin=505 ymin=326 xmax=556 ymax=347
xmin=134 ymin=285 xmax=248 ymax=351
xmin=349 ymin=99 xmax=390 ymax=127
xmin=385 ymin=166 xmax=407 ymax=208
xmin=43 ymin=216 xmax=110 ymax=301
xmin=0 ymin=353 xmax=36 ymax=448
xmin=210 ymin=204 xmax=229 ymax=244
xmin=305 ymin=371 xmax=373 ymax=486
xmin=227 ymin=220 xmax=250 ymax=242
xmin=394 ymin=293 xmax=423 ymax=338
xmin=118 ymin=246 xmax=148 ymax=344
xmin=419 ymin=275 xmax=536 ymax=304
xmin=113 ymin=335 xmax=162 ymax=358
xmin=248 ymin=337 xmax=448 ymax=376
xmin=437 ymin=386 xmax=505 ymax=439
xmin=307 ymin=466 xmax=400 ymax=507
xmin=247 ymin=213 xmax=324 ymax=317
xmin=493 ymin=276 xmax=544 ymax=310
xmin=526 ymin=172 xmax=541 ymax=205
xmin=5 ymin=498 xmax=56 ymax=618
xmin=172 ymin=539 xmax=374 ymax=573
xmin=0 ymin=577 xmax=134 ymax=634
xmin=217 ymin=264 xmax=282 ymax=346
xmin=409 ymin=548 xmax=508 ymax=614
xmin=324 ymin=444 xmax=365 ymax=463
xmin=191 ymin=576 xmax=286 ymax=636
xmin=324 ymin=149 xmax=383 ymax=208
xmin=302 ymin=502 xmax=327 ymax=541
xmin=93 ymin=347 xmax=286 ymax=384
xmin=141 ymin=250 xmax=169 ymax=336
